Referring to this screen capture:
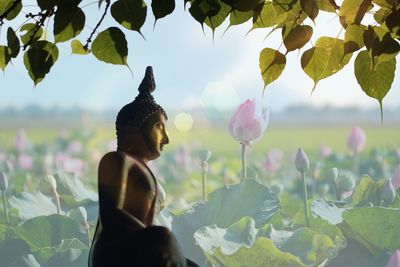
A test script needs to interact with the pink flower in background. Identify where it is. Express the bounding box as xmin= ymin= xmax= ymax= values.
xmin=262 ymin=154 xmax=280 ymax=173
xmin=269 ymin=149 xmax=284 ymax=162
xmin=387 ymin=250 xmax=400 ymax=267
xmin=68 ymin=140 xmax=83 ymax=154
xmin=55 ymin=152 xmax=69 ymax=168
xmin=63 ymin=158 xmax=85 ymax=177
xmin=18 ymin=154 xmax=33 ymax=170
xmin=229 ymin=99 xmax=269 ymax=145
xmin=319 ymin=145 xmax=332 ymax=158
xmin=393 ymin=166 xmax=400 ymax=189
xmin=347 ymin=126 xmax=366 ymax=153
xmin=14 ymin=129 xmax=28 ymax=151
